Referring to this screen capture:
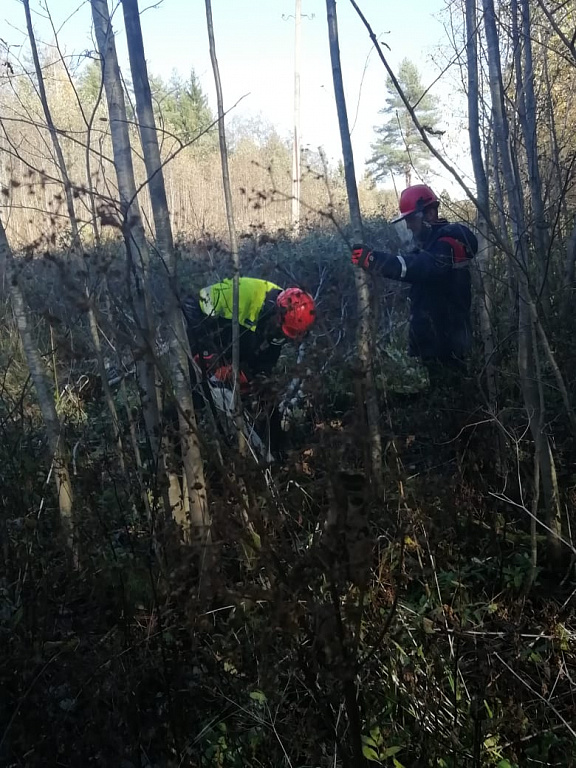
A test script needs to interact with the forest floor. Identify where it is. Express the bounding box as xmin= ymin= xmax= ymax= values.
xmin=1 ymin=243 xmax=575 ymax=767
